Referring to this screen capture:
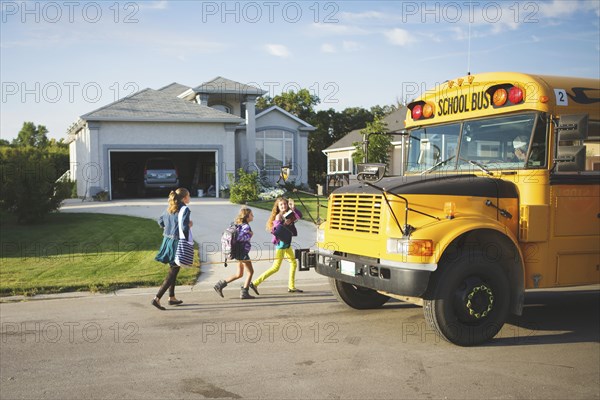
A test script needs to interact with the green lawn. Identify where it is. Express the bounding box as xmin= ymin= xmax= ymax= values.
xmin=248 ymin=192 xmax=328 ymax=225
xmin=0 ymin=212 xmax=199 ymax=296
